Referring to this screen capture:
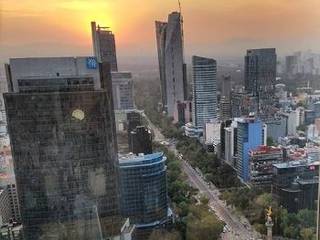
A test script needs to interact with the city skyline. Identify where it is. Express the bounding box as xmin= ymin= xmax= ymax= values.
xmin=1 ymin=0 xmax=320 ymax=66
